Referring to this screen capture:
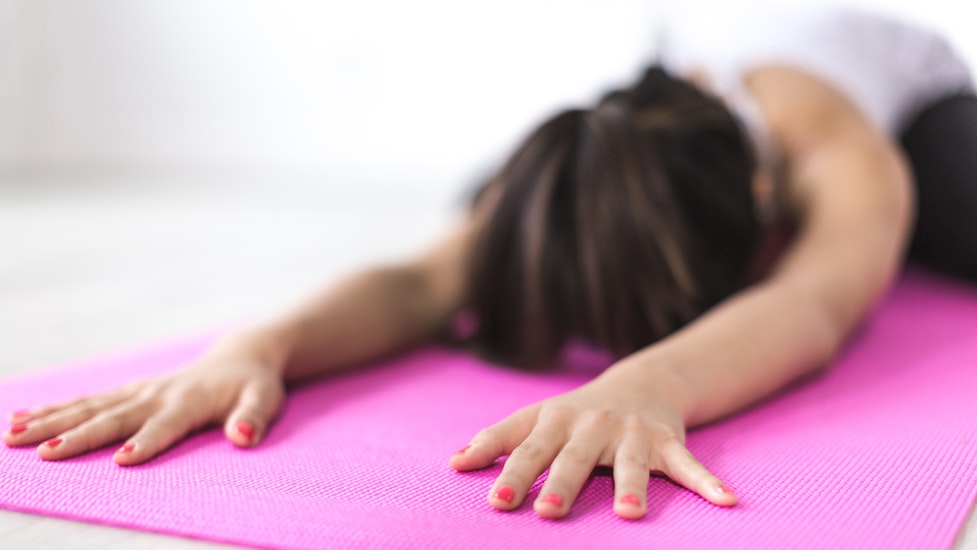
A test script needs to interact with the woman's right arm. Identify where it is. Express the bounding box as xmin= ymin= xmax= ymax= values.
xmin=254 ymin=217 xmax=474 ymax=382
xmin=3 ymin=218 xmax=474 ymax=464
